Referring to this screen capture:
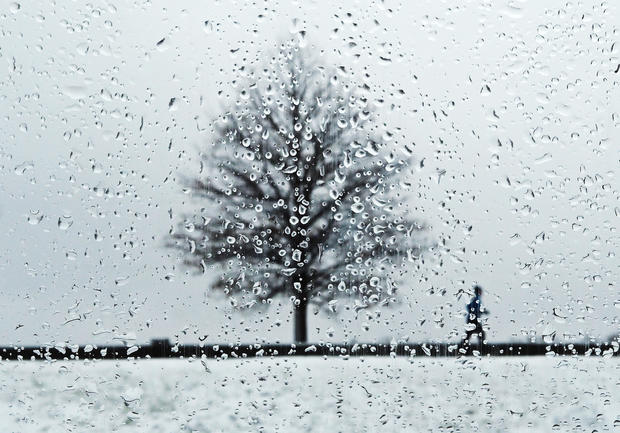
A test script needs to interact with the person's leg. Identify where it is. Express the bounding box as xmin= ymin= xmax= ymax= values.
xmin=479 ymin=324 xmax=486 ymax=344
xmin=469 ymin=321 xmax=483 ymax=345
xmin=463 ymin=321 xmax=477 ymax=344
